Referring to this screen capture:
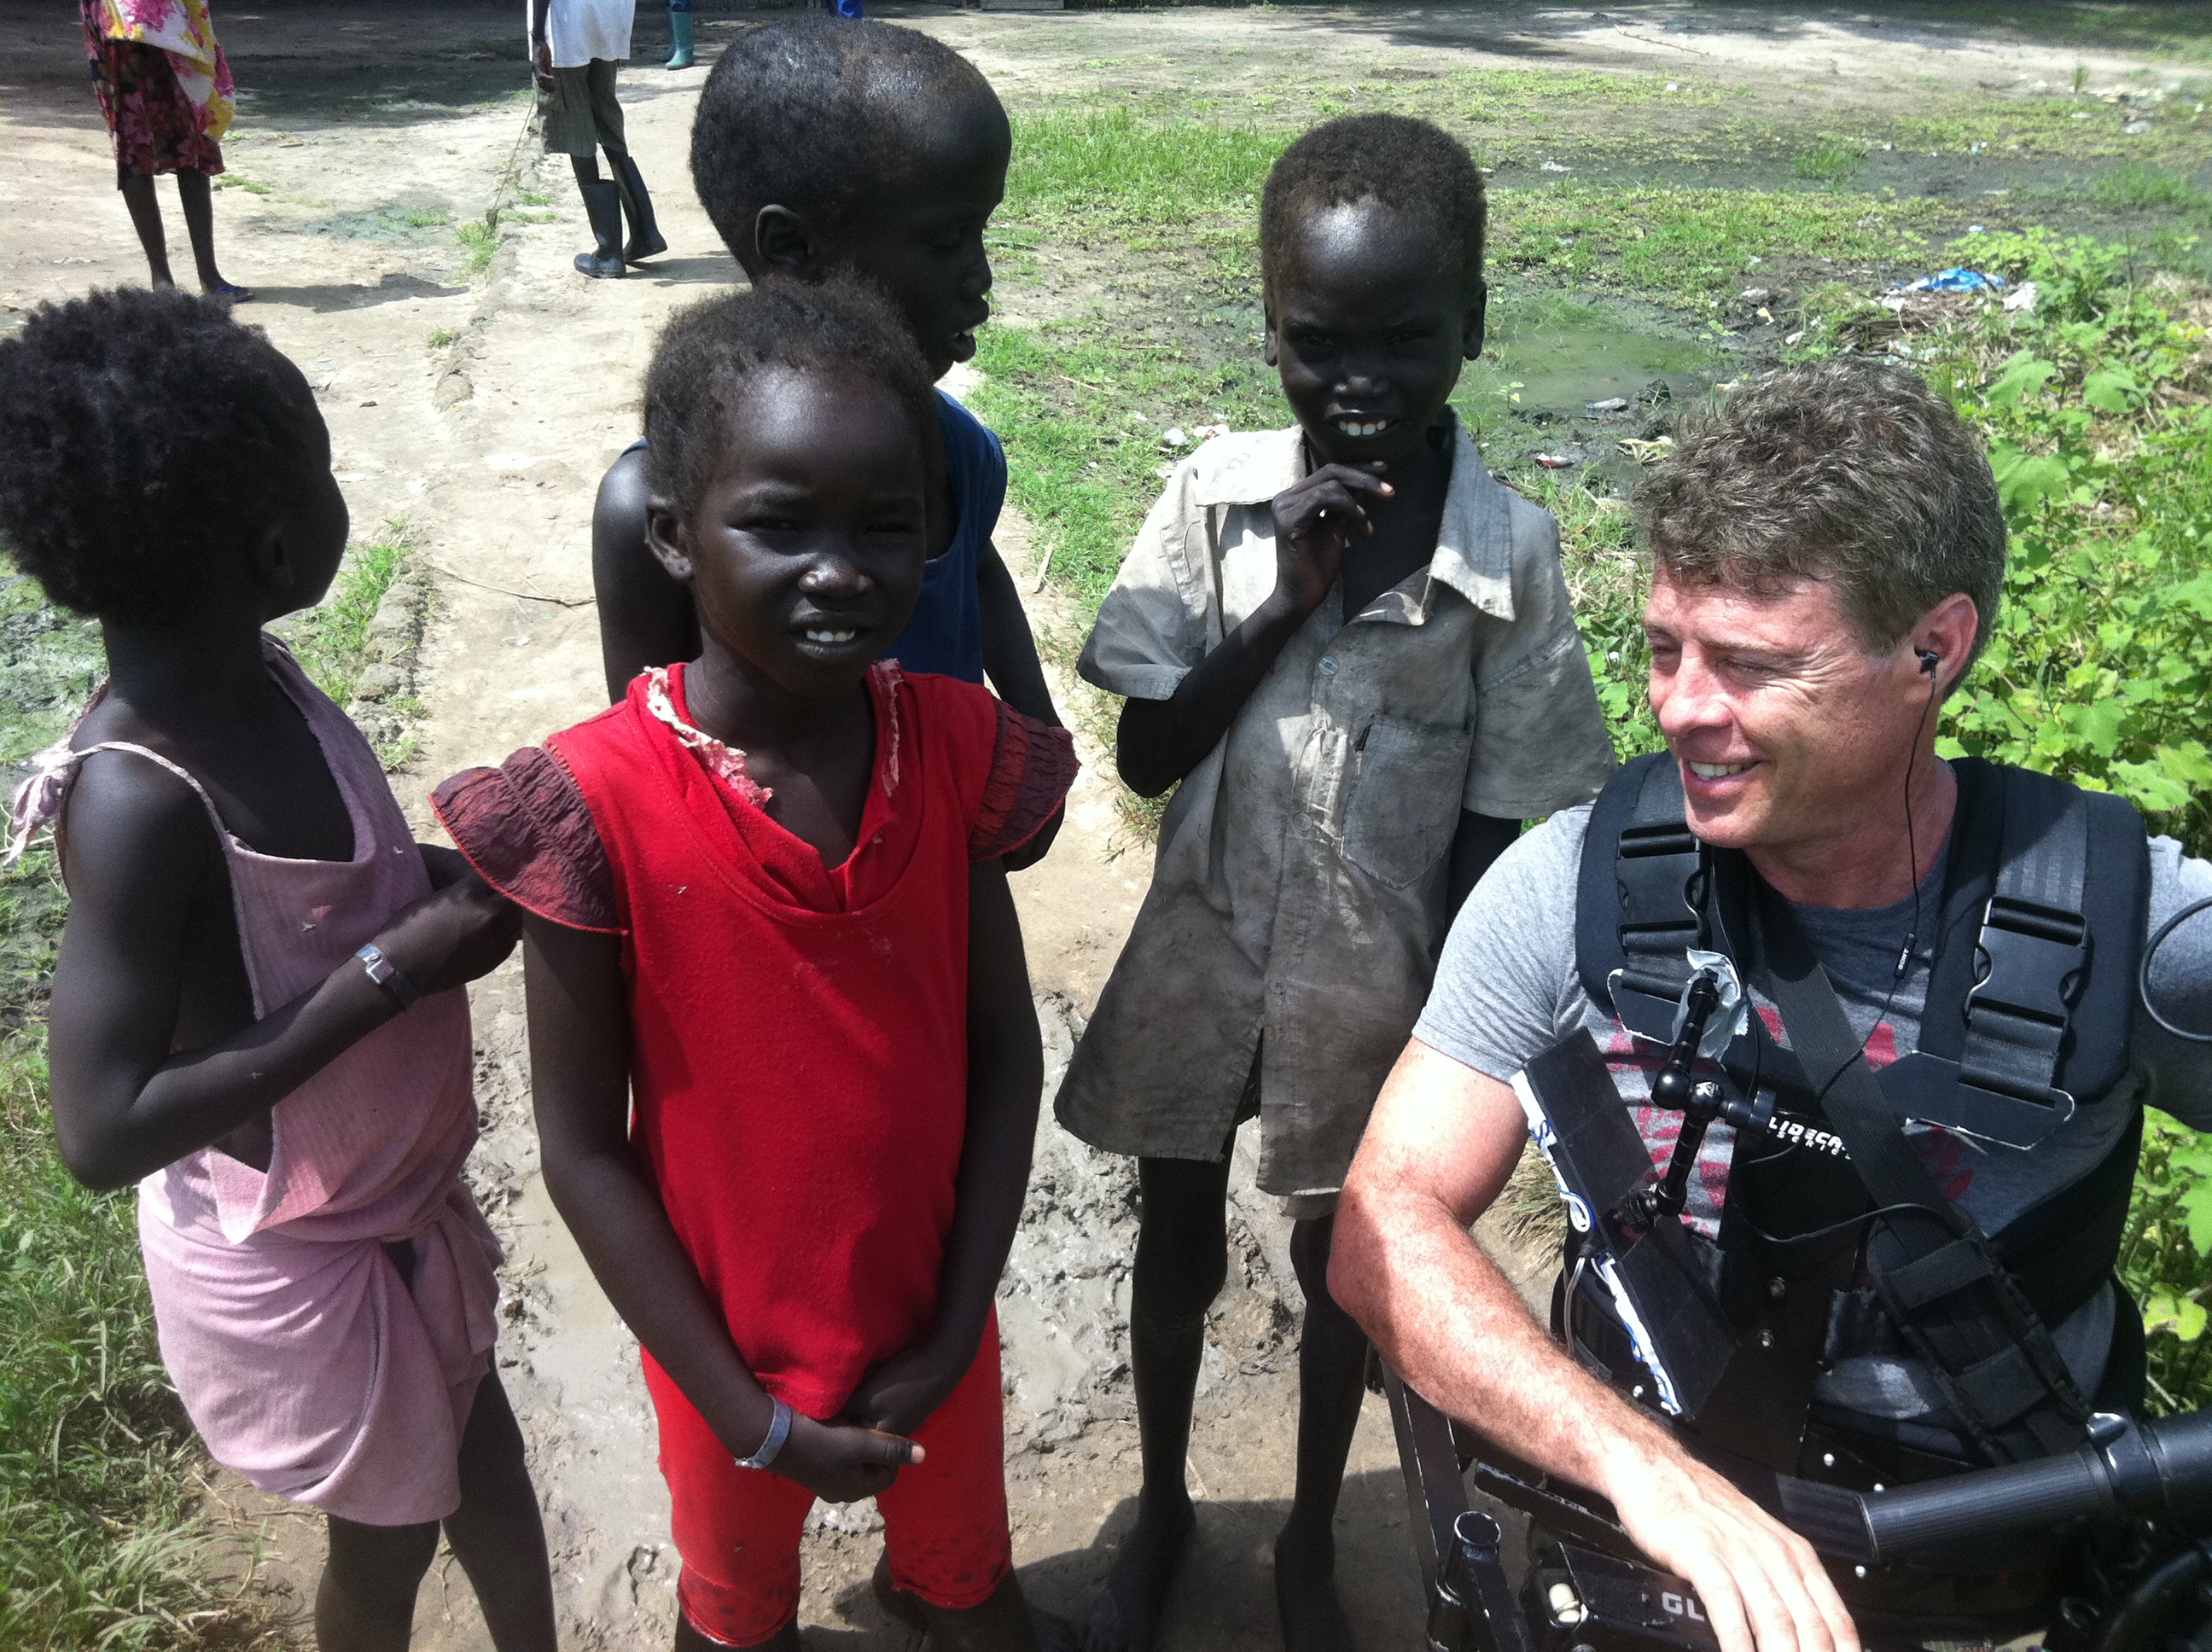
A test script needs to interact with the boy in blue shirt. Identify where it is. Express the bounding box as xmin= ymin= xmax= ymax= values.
xmin=590 ymin=16 xmax=1060 ymax=862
